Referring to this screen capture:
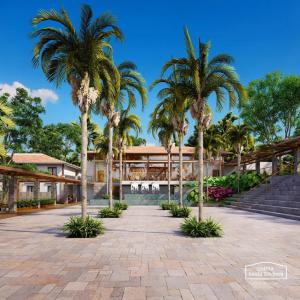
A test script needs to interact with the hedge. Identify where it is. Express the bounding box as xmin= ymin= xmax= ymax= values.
xmin=17 ymin=198 xmax=55 ymax=208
